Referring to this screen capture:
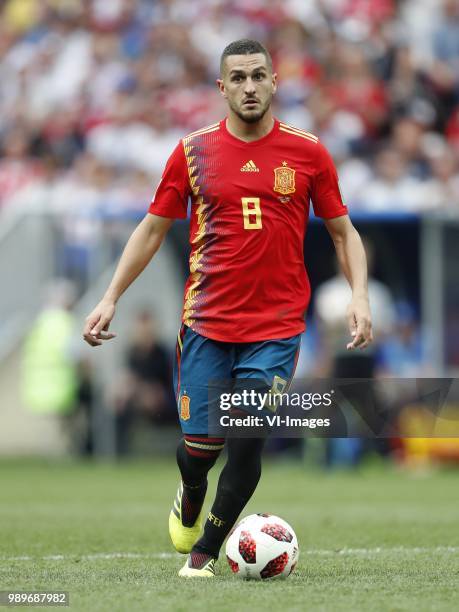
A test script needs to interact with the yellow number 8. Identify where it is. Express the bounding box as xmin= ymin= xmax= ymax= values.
xmin=241 ymin=197 xmax=262 ymax=230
